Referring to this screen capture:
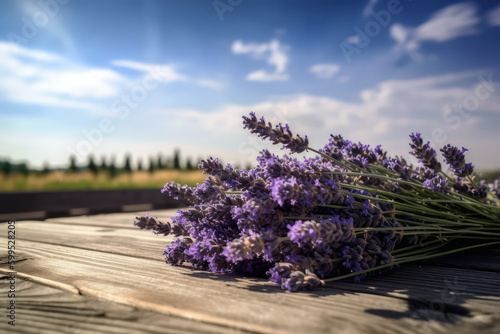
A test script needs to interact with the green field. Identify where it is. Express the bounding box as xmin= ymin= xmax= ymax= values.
xmin=0 ymin=170 xmax=207 ymax=192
